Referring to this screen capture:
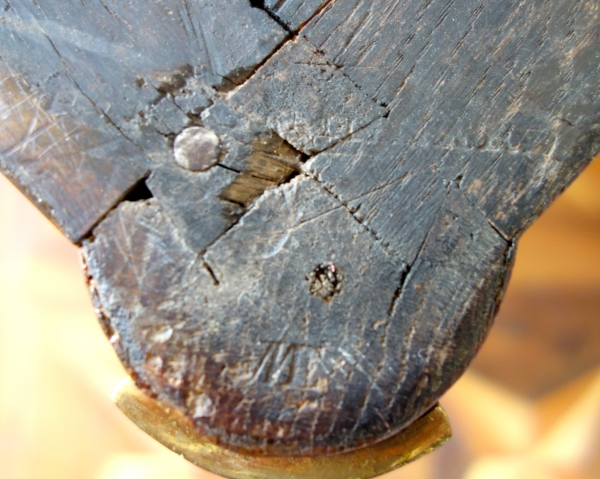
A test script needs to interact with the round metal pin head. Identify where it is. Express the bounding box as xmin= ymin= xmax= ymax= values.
xmin=174 ymin=127 xmax=221 ymax=172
